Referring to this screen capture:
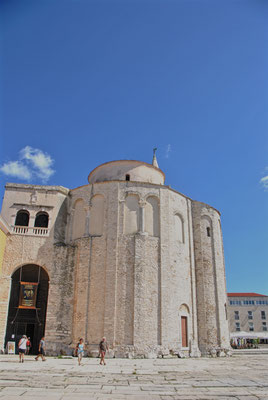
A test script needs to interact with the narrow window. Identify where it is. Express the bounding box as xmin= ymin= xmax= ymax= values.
xmin=263 ymin=322 xmax=267 ymax=331
xmin=234 ymin=311 xmax=239 ymax=320
xmin=206 ymin=227 xmax=211 ymax=237
xmin=175 ymin=214 xmax=184 ymax=243
xmin=235 ymin=322 xmax=240 ymax=331
xmin=248 ymin=311 xmax=253 ymax=320
xmin=261 ymin=311 xmax=266 ymax=320
xmin=125 ymin=174 xmax=130 ymax=181
xmin=15 ymin=210 xmax=29 ymax=227
xmin=249 ymin=322 xmax=254 ymax=331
